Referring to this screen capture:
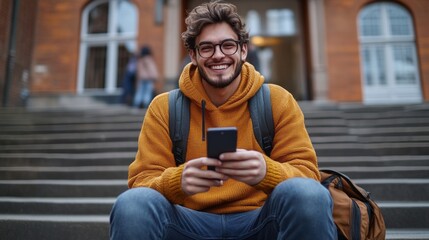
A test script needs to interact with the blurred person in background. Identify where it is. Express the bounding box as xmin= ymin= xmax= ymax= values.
xmin=133 ymin=45 xmax=159 ymax=108
xmin=120 ymin=53 xmax=137 ymax=106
